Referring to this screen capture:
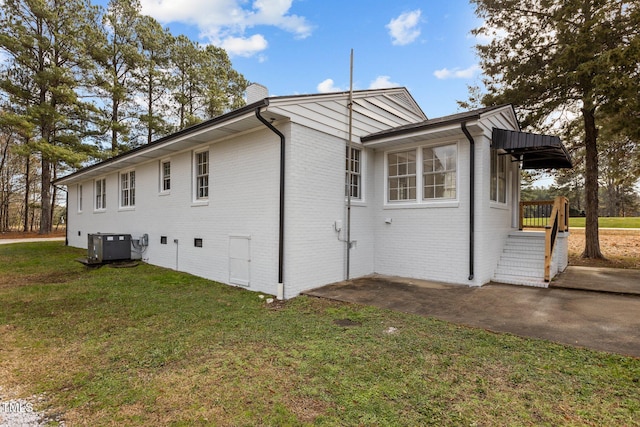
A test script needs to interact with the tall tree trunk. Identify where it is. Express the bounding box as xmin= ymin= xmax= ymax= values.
xmin=23 ymin=155 xmax=30 ymax=232
xmin=112 ymin=100 xmax=119 ymax=154
xmin=50 ymin=164 xmax=57 ymax=228
xmin=147 ymin=77 xmax=153 ymax=144
xmin=40 ymin=158 xmax=52 ymax=234
xmin=581 ymin=105 xmax=604 ymax=258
